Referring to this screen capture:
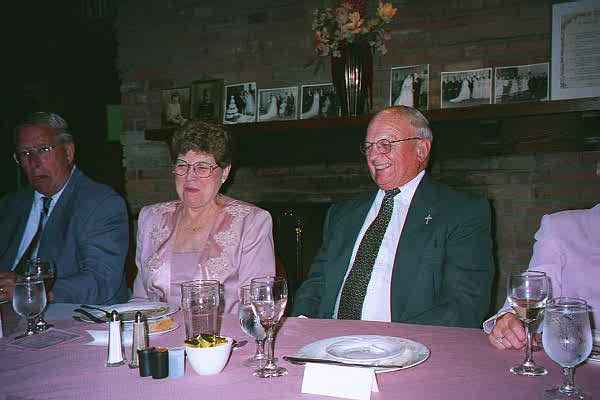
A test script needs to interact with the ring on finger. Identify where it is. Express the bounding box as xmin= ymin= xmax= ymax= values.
xmin=495 ymin=335 xmax=505 ymax=343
